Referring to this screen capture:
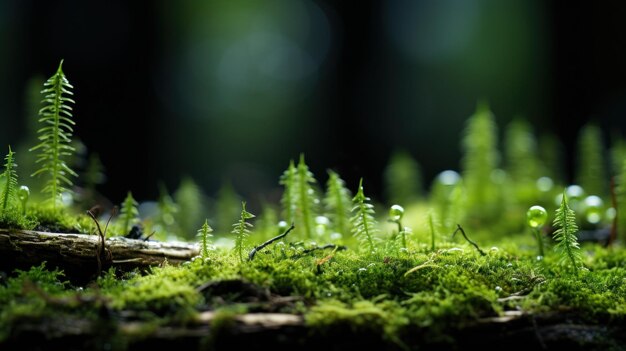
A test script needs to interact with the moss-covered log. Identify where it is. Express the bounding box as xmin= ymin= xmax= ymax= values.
xmin=0 ymin=229 xmax=198 ymax=280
